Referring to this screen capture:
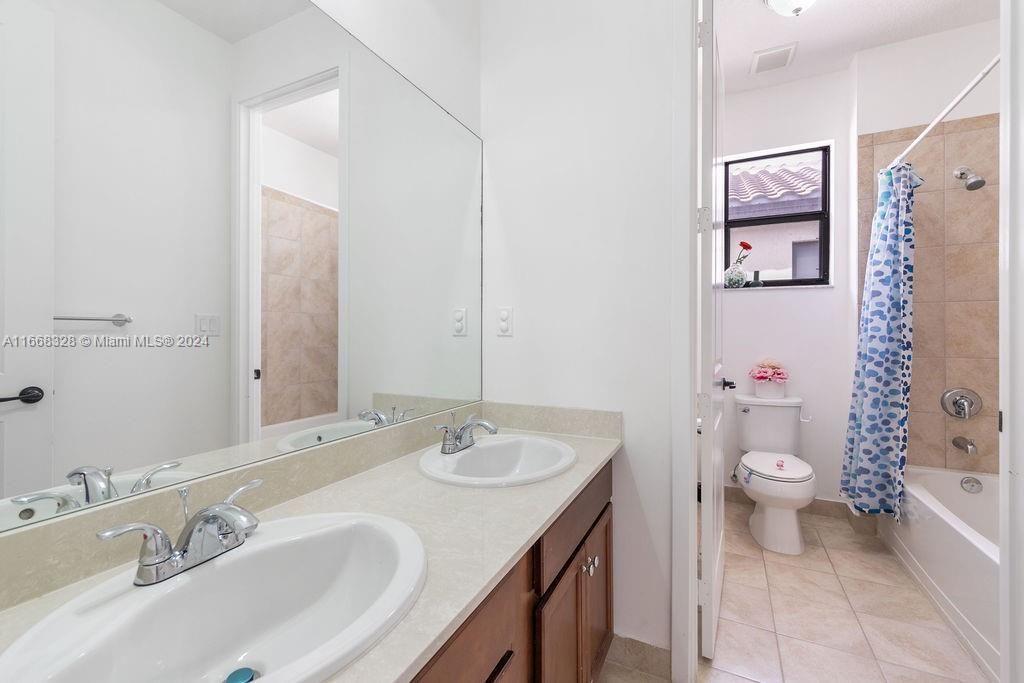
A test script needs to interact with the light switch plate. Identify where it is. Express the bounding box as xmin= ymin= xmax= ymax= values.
xmin=195 ymin=314 xmax=221 ymax=336
xmin=497 ymin=307 xmax=513 ymax=337
xmin=452 ymin=308 xmax=468 ymax=337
